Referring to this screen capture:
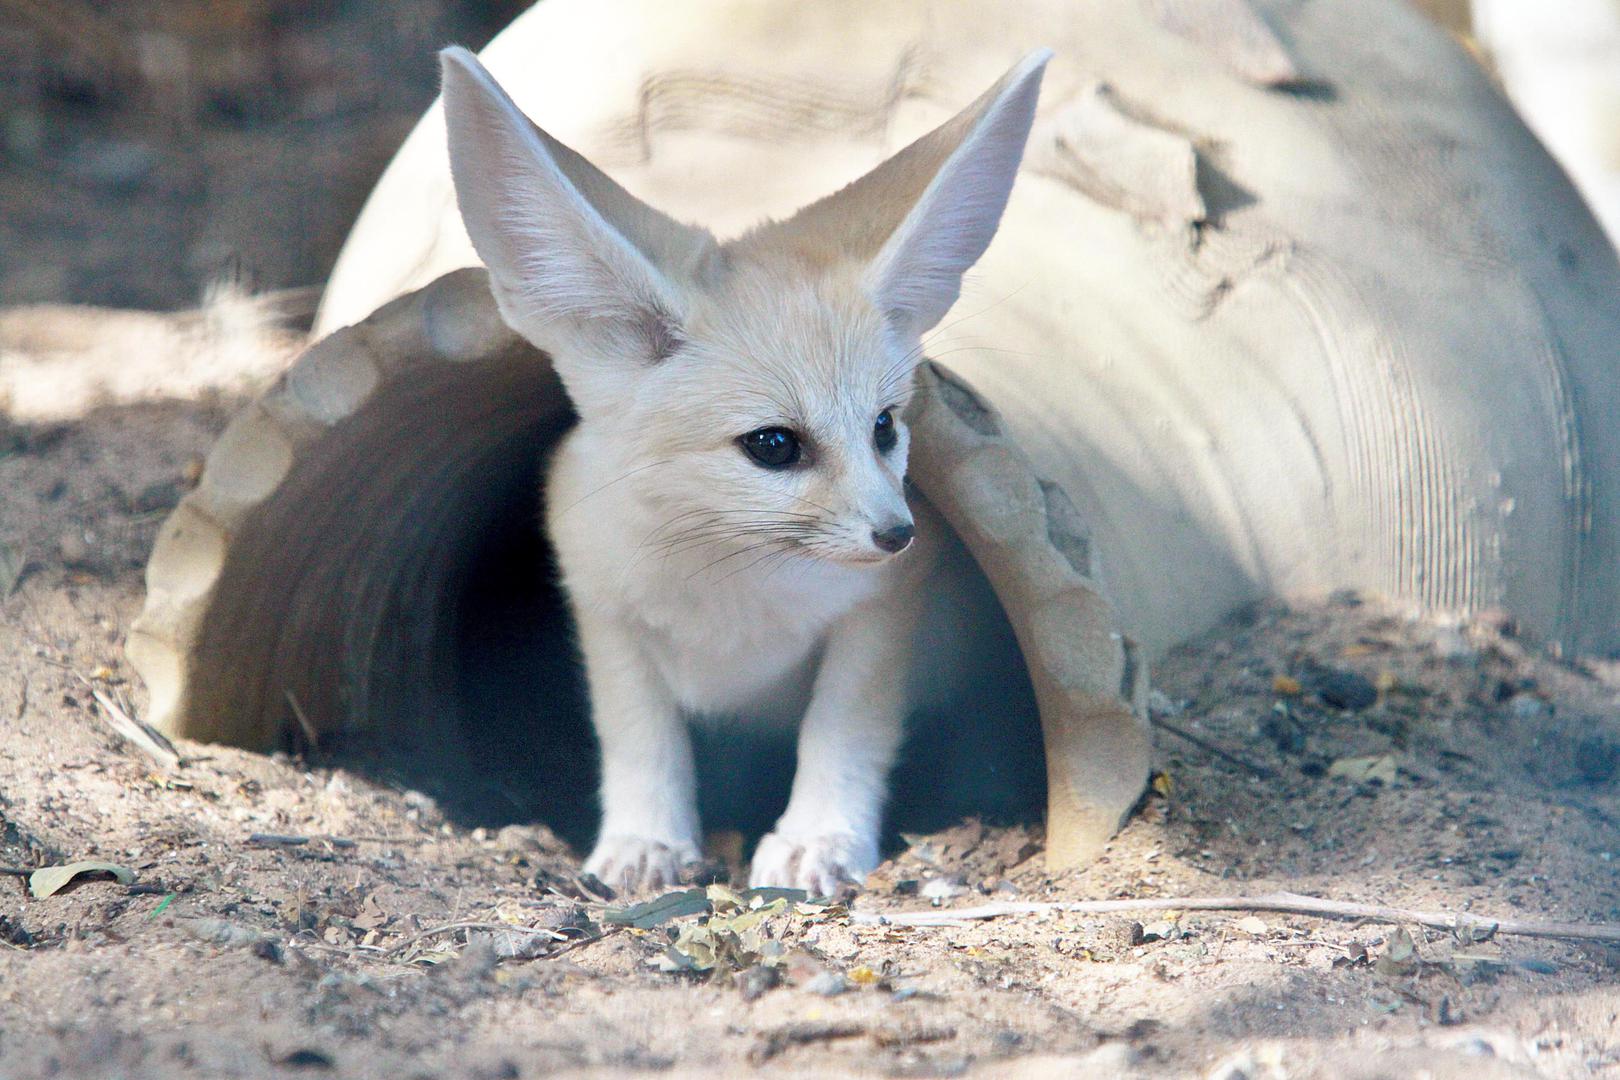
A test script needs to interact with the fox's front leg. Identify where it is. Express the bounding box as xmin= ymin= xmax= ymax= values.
xmin=575 ymin=608 xmax=702 ymax=893
xmin=750 ymin=597 xmax=915 ymax=894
